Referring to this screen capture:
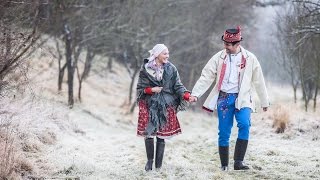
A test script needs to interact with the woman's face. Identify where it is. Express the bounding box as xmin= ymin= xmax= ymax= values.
xmin=156 ymin=48 xmax=169 ymax=64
